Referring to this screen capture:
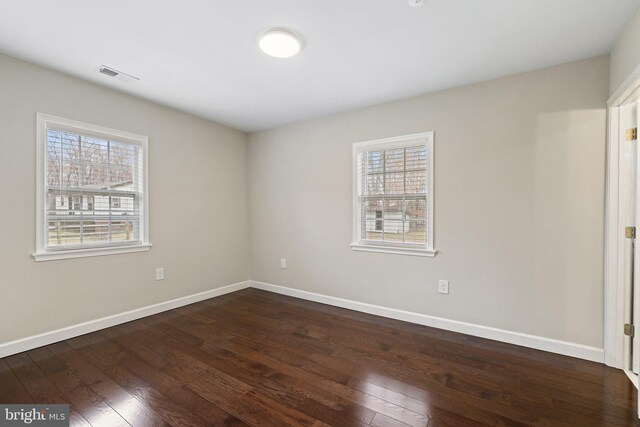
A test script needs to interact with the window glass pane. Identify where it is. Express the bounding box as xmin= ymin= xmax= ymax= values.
xmin=385 ymin=148 xmax=404 ymax=172
xmin=405 ymin=170 xmax=426 ymax=193
xmin=46 ymin=130 xmax=62 ymax=187
xmin=384 ymin=172 xmax=404 ymax=194
xmin=93 ymin=196 xmax=111 ymax=213
xmin=406 ymin=145 xmax=427 ymax=170
xmin=404 ymin=199 xmax=426 ymax=221
xmin=364 ymin=199 xmax=383 ymax=219
xmin=364 ymin=220 xmax=383 ymax=241
xmin=383 ymin=199 xmax=403 ymax=220
xmin=109 ymin=141 xmax=137 ymax=188
xmin=82 ymin=221 xmax=110 ymax=243
xmin=80 ymin=137 xmax=109 ymax=188
xmin=404 ymin=220 xmax=426 ymax=244
xmin=383 ymin=221 xmax=404 ymax=242
xmin=48 ymin=220 xmax=81 ymax=246
xmin=365 ymin=151 xmax=384 ymax=174
xmin=111 ymin=219 xmax=139 ymax=243
xmin=61 ymin=132 xmax=81 ymax=188
xmin=365 ymin=174 xmax=384 ymax=195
